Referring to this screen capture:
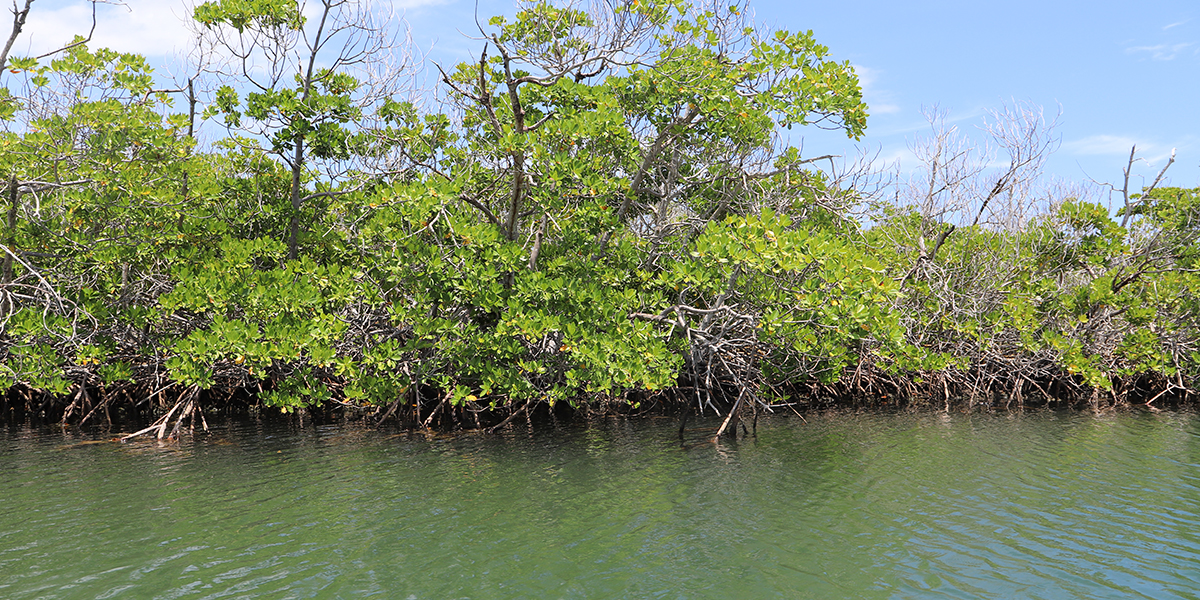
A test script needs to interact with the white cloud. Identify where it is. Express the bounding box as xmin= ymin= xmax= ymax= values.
xmin=851 ymin=63 xmax=877 ymax=87
xmin=385 ymin=0 xmax=453 ymax=9
xmin=1163 ymin=20 xmax=1188 ymax=31
xmin=875 ymin=144 xmax=917 ymax=171
xmin=21 ymin=0 xmax=194 ymax=59
xmin=851 ymin=63 xmax=901 ymax=116
xmin=1062 ymin=134 xmax=1144 ymax=156
xmin=1126 ymin=42 xmax=1196 ymax=60
xmin=18 ymin=0 xmax=447 ymax=62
